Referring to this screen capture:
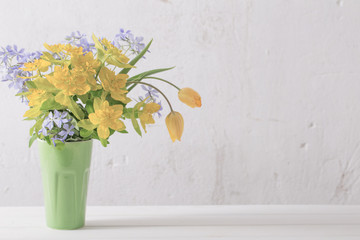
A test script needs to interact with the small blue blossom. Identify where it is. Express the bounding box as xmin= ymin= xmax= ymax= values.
xmin=155 ymin=101 xmax=163 ymax=117
xmin=141 ymin=85 xmax=159 ymax=99
xmin=42 ymin=110 xmax=70 ymax=130
xmin=116 ymin=28 xmax=132 ymax=41
xmin=58 ymin=124 xmax=75 ymax=141
xmin=128 ymin=34 xmax=145 ymax=53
